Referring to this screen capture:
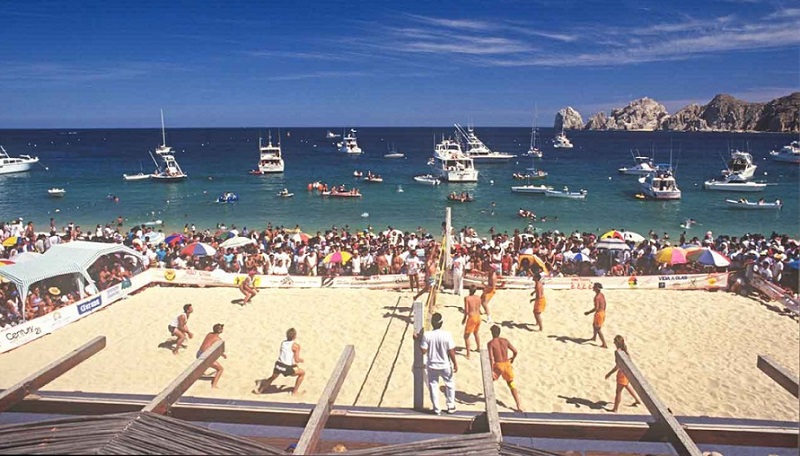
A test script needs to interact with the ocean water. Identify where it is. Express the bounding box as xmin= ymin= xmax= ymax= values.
xmin=0 ymin=128 xmax=797 ymax=238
